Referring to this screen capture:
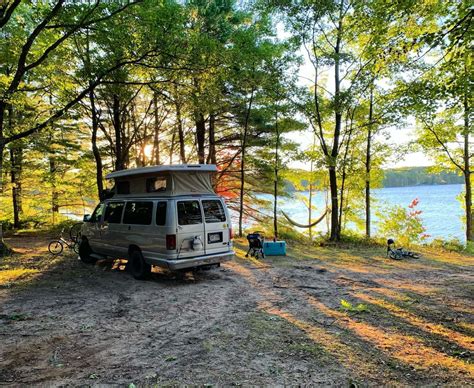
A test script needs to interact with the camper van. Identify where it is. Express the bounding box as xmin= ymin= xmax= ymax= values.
xmin=79 ymin=164 xmax=234 ymax=279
